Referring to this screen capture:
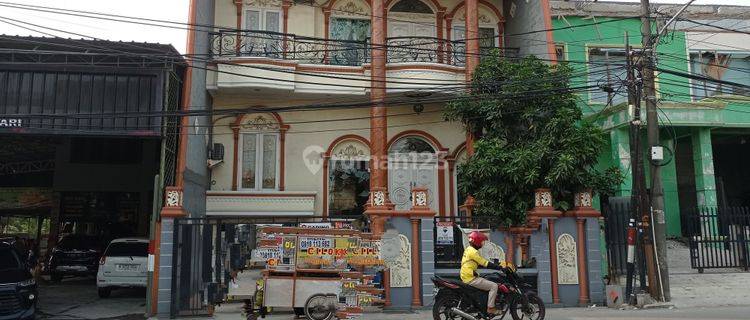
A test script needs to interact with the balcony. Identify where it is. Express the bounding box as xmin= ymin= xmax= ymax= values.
xmin=209 ymin=30 xmax=518 ymax=67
